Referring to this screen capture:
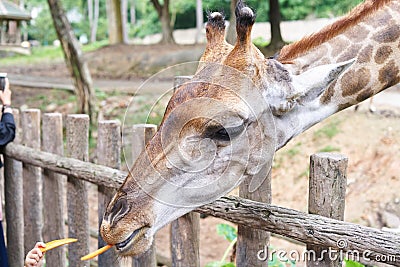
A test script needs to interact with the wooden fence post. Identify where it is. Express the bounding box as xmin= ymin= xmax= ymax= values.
xmin=307 ymin=153 xmax=348 ymax=267
xmin=4 ymin=109 xmax=24 ymax=266
xmin=131 ymin=124 xmax=157 ymax=267
xmin=170 ymin=76 xmax=200 ymax=267
xmin=66 ymin=114 xmax=90 ymax=267
xmin=237 ymin=171 xmax=271 ymax=267
xmin=21 ymin=109 xmax=42 ymax=255
xmin=42 ymin=113 xmax=66 ymax=266
xmin=171 ymin=213 xmax=200 ymax=267
xmin=97 ymin=120 xmax=121 ymax=267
